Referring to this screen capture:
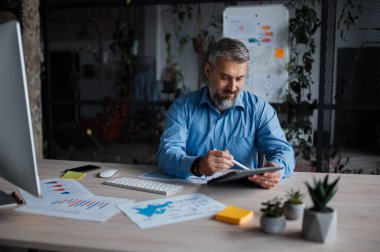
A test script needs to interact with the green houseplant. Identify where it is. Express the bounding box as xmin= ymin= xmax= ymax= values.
xmin=161 ymin=4 xmax=194 ymax=95
xmin=162 ymin=3 xmax=222 ymax=90
xmin=284 ymin=1 xmax=320 ymax=164
xmin=285 ymin=0 xmax=359 ymax=172
xmin=260 ymin=197 xmax=286 ymax=234
xmin=191 ymin=3 xmax=222 ymax=54
xmin=302 ymin=175 xmax=340 ymax=243
xmin=283 ymin=189 xmax=305 ymax=220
